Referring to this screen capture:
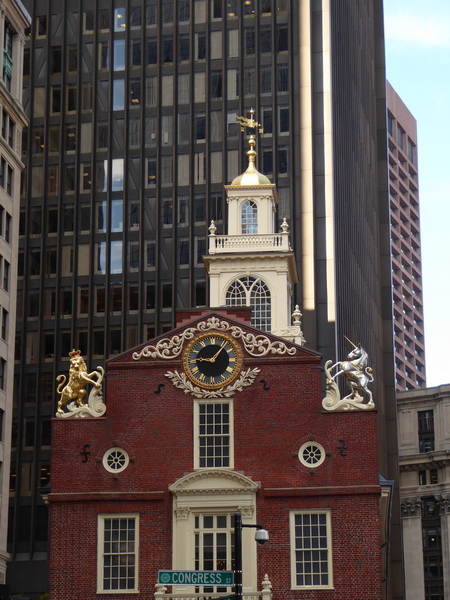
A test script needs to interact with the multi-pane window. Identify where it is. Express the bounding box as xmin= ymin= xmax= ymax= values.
xmin=114 ymin=8 xmax=126 ymax=31
xmin=249 ymin=279 xmax=271 ymax=331
xmin=1 ymin=308 xmax=8 ymax=340
xmin=178 ymin=239 xmax=189 ymax=266
xmin=279 ymin=107 xmax=289 ymax=133
xmin=261 ymin=66 xmax=272 ymax=94
xmin=210 ymin=193 xmax=222 ymax=222
xmin=1 ymin=111 xmax=15 ymax=148
xmin=179 ymin=36 xmax=190 ymax=62
xmin=277 ymin=66 xmax=289 ymax=92
xmin=194 ymin=193 xmax=206 ymax=221
xmin=211 ymin=71 xmax=222 ymax=98
xmin=179 ymin=0 xmax=190 ymax=21
xmin=97 ymin=516 xmax=138 ymax=593
xmin=291 ymin=511 xmax=332 ymax=589
xmin=3 ymin=22 xmax=13 ymax=91
xmin=131 ymin=41 xmax=141 ymax=67
xmin=0 ymin=358 xmax=6 ymax=390
xmin=418 ymin=410 xmax=434 ymax=452
xmin=241 ymin=201 xmax=257 ymax=234
xmin=36 ymin=15 xmax=47 ymax=37
xmin=129 ymin=242 xmax=139 ymax=269
xmin=197 ymin=402 xmax=231 ymax=468
xmin=226 ymin=276 xmax=271 ymax=332
xmin=419 ymin=470 xmax=438 ymax=486
xmin=194 ymin=514 xmax=234 ymax=591
xmin=196 ymin=238 xmax=206 ymax=264
xmin=178 ymin=195 xmax=188 ymax=225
